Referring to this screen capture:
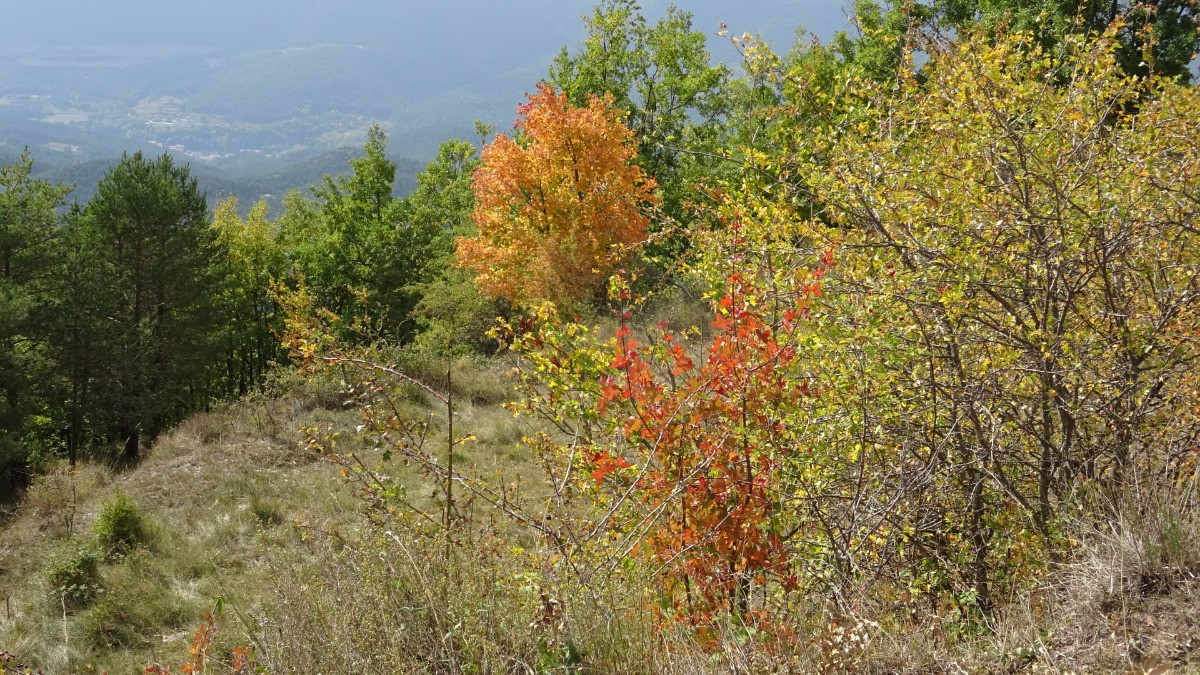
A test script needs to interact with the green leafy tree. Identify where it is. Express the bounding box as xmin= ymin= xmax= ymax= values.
xmin=370 ymin=139 xmax=469 ymax=342
xmin=212 ymin=197 xmax=288 ymax=395
xmin=705 ymin=2 xmax=926 ymax=235
xmin=304 ymin=124 xmax=398 ymax=323
xmin=856 ymin=0 xmax=1200 ymax=81
xmin=402 ymin=138 xmax=478 ymax=239
xmin=399 ymin=137 xmax=507 ymax=356
xmin=281 ymin=124 xmax=452 ymax=343
xmin=943 ymin=0 xmax=1199 ymax=79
